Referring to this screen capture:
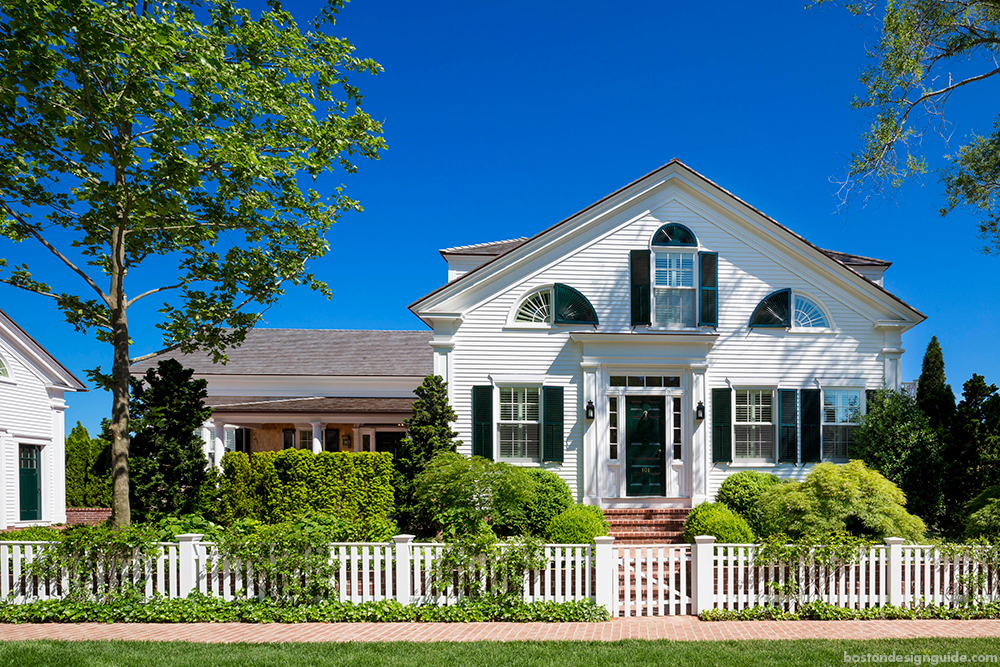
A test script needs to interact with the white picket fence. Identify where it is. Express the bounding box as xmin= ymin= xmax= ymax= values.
xmin=2 ymin=535 xmax=997 ymax=616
